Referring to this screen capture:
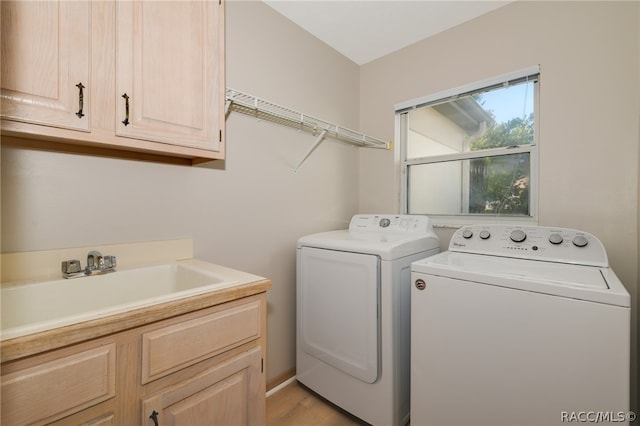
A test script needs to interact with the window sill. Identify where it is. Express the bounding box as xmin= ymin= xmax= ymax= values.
xmin=428 ymin=215 xmax=538 ymax=230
